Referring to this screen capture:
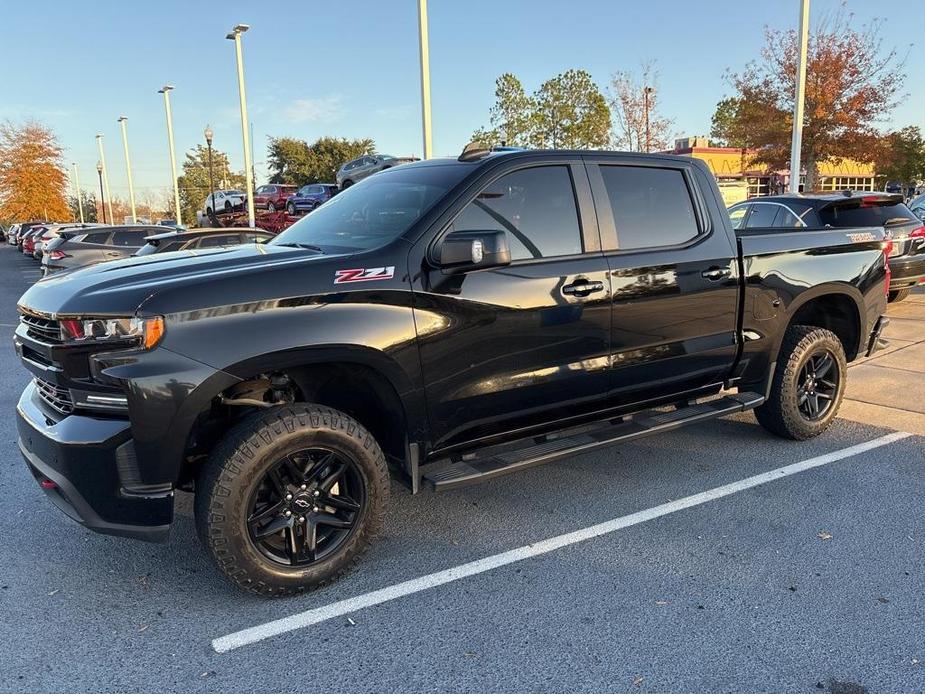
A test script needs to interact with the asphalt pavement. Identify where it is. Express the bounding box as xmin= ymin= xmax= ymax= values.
xmin=0 ymin=244 xmax=922 ymax=693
